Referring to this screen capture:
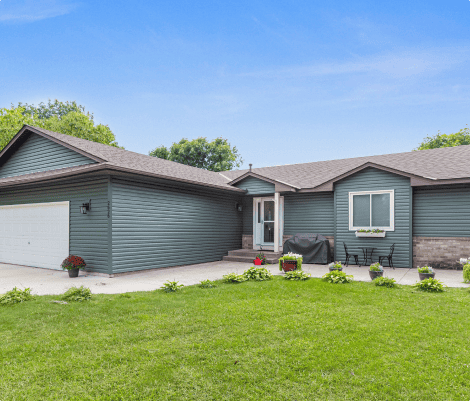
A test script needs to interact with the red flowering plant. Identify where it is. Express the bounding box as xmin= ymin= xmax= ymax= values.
xmin=61 ymin=255 xmax=86 ymax=271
